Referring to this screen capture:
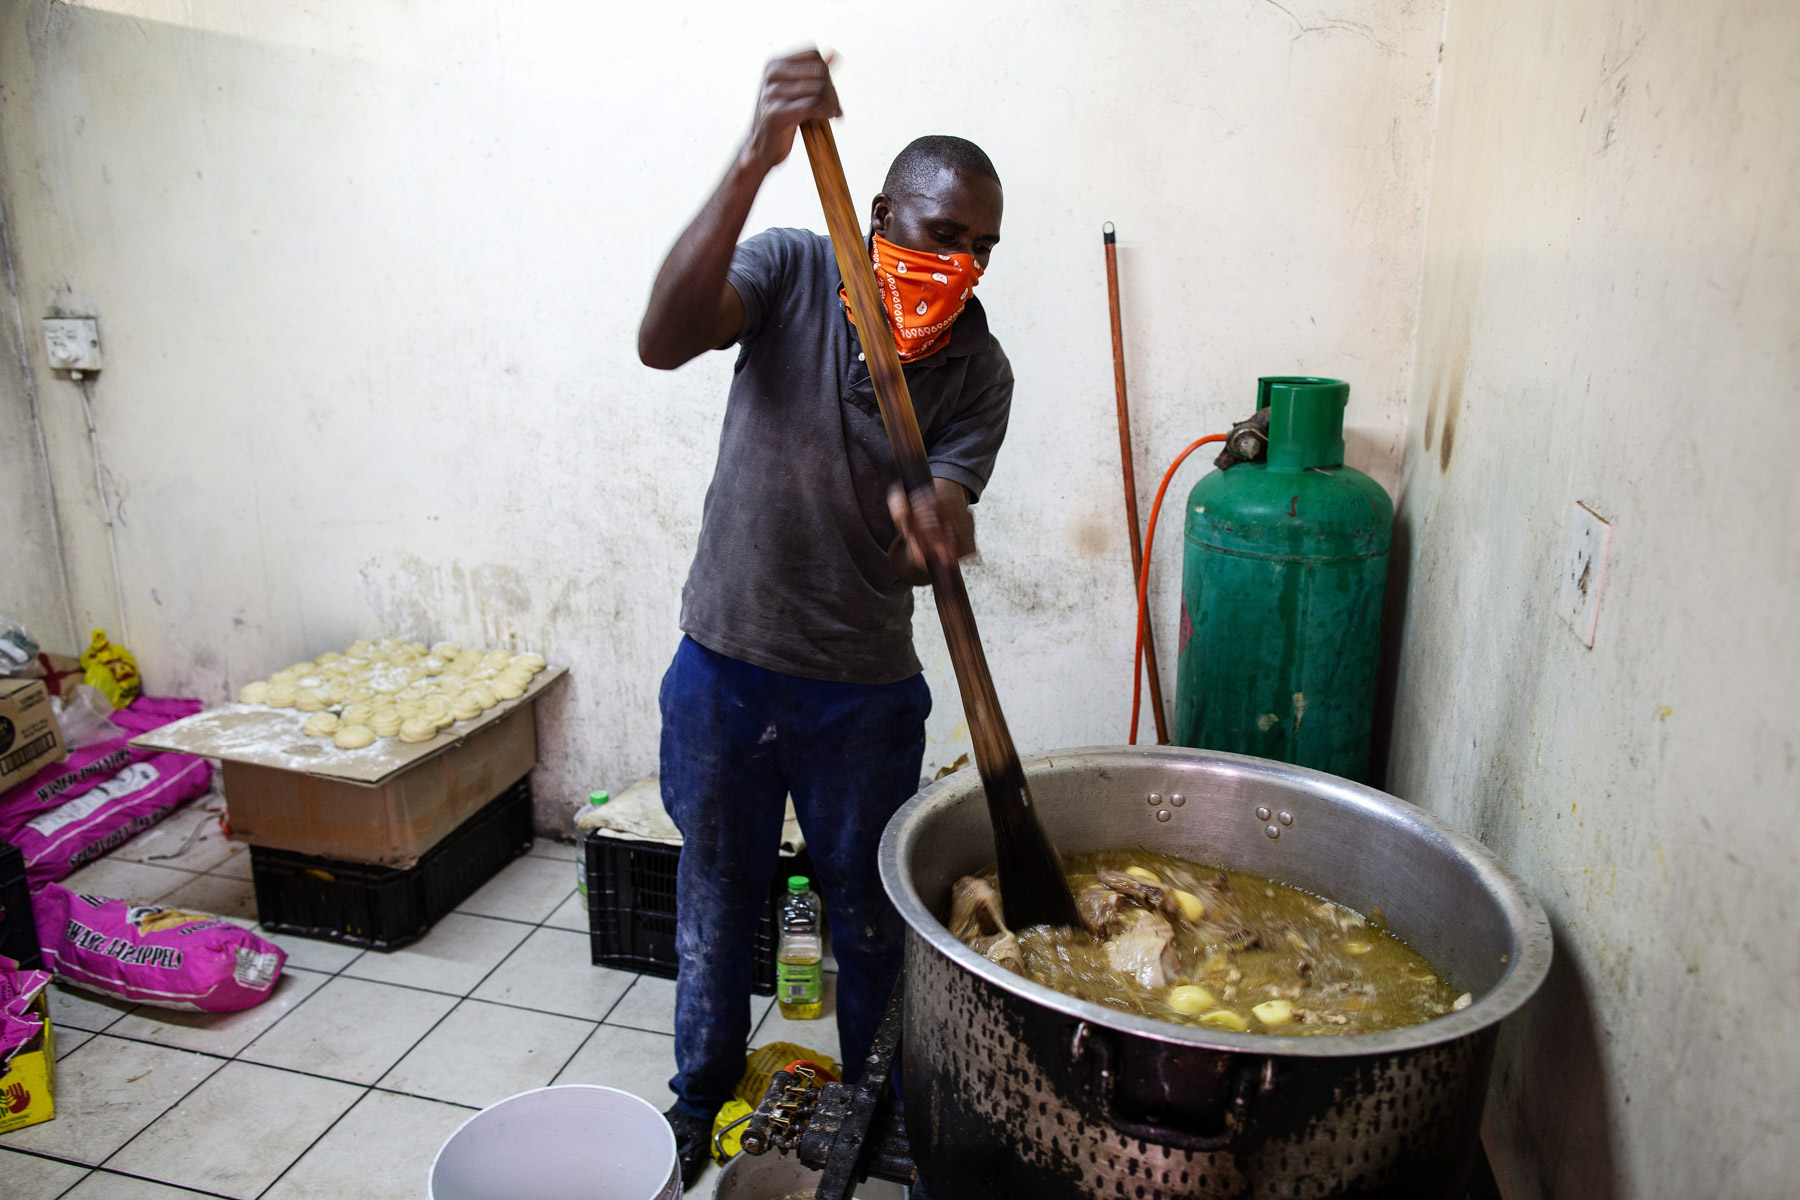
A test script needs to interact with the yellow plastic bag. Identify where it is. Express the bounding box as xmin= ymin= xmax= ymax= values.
xmin=736 ymin=1040 xmax=837 ymax=1106
xmin=79 ymin=628 xmax=140 ymax=708
xmin=710 ymin=1099 xmax=753 ymax=1164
